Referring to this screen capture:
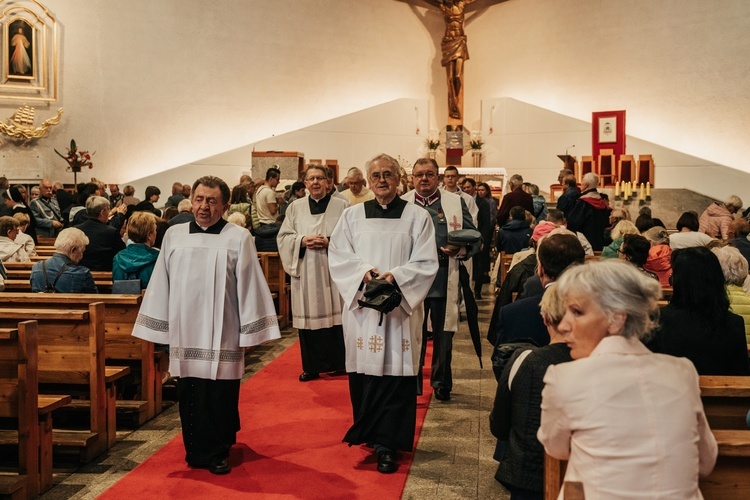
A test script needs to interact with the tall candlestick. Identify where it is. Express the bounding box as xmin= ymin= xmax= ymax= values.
xmin=639 ymin=183 xmax=645 ymax=200
xmin=614 ymin=181 xmax=620 ymax=197
xmin=646 ymin=182 xmax=651 ymax=197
